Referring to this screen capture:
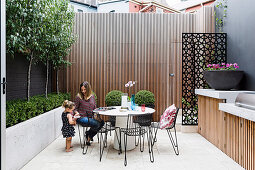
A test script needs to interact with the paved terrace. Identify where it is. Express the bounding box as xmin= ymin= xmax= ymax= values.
xmin=22 ymin=128 xmax=243 ymax=170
